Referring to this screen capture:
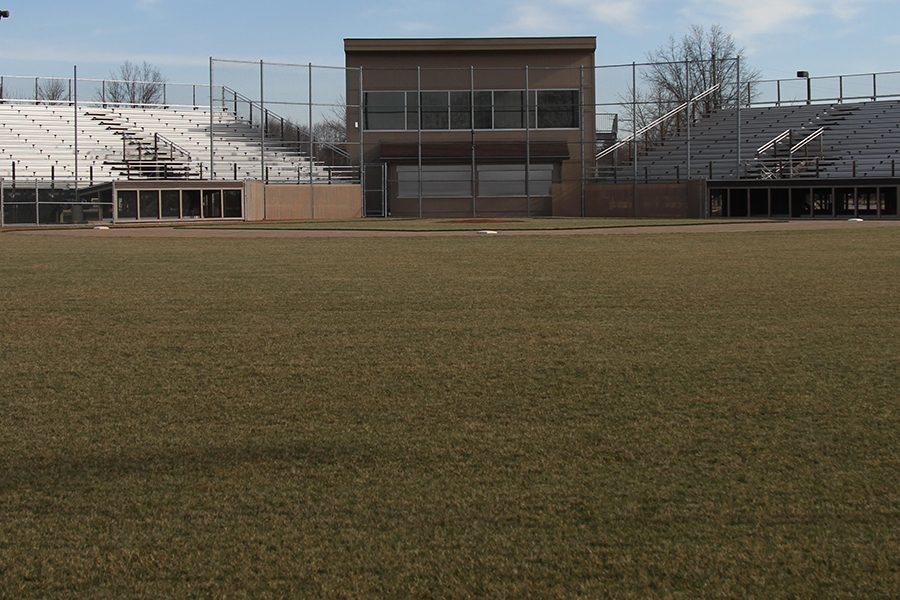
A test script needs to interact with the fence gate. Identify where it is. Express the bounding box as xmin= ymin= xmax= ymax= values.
xmin=364 ymin=163 xmax=387 ymax=217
